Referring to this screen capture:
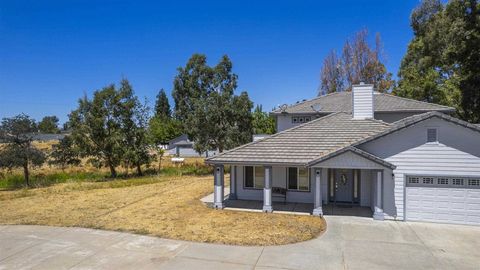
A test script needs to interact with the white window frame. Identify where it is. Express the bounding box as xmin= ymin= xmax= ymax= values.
xmin=243 ymin=166 xmax=264 ymax=189
xmin=287 ymin=167 xmax=310 ymax=192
